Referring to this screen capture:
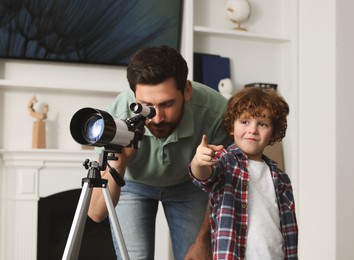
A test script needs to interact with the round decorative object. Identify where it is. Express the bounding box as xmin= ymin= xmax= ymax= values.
xmin=226 ymin=0 xmax=252 ymax=31
xmin=218 ymin=78 xmax=234 ymax=99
